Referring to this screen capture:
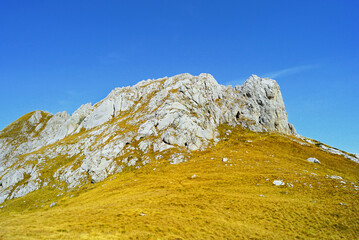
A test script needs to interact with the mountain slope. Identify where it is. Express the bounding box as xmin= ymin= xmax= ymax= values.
xmin=0 ymin=73 xmax=358 ymax=239
xmin=0 ymin=126 xmax=358 ymax=239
